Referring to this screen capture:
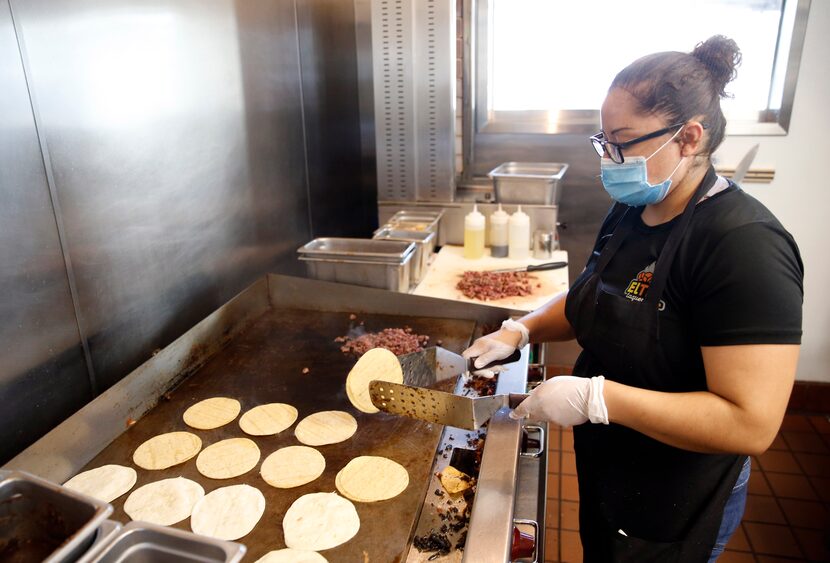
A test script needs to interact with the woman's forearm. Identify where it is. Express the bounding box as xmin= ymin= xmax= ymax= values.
xmin=519 ymin=290 xmax=575 ymax=343
xmin=604 ymin=381 xmax=778 ymax=456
